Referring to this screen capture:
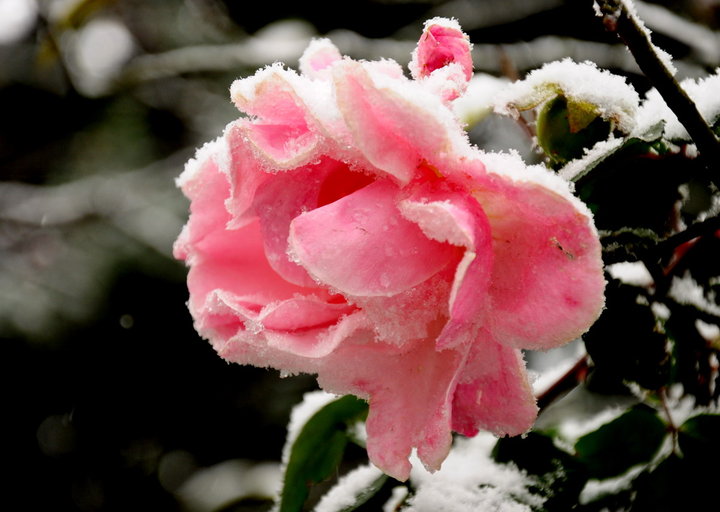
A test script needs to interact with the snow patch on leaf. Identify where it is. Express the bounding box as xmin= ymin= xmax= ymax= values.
xmin=494 ymin=59 xmax=639 ymax=134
